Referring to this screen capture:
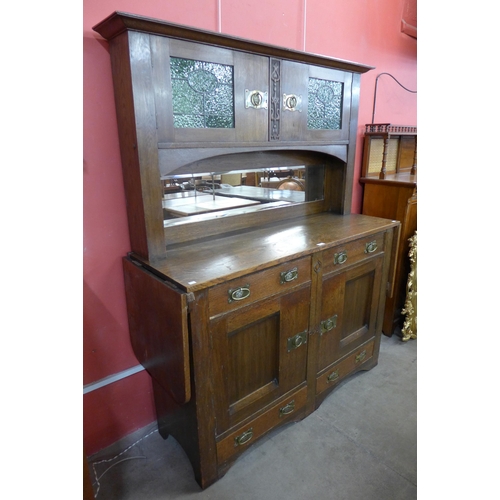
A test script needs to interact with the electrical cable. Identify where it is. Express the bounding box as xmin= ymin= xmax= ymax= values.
xmin=90 ymin=428 xmax=158 ymax=498
xmin=371 ymin=72 xmax=417 ymax=124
